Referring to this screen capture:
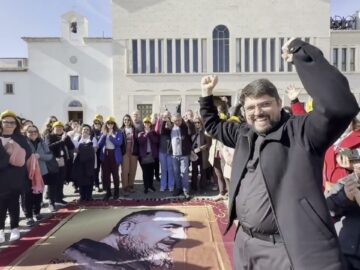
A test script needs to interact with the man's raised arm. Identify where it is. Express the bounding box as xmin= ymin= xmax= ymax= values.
xmin=284 ymin=38 xmax=359 ymax=153
xmin=199 ymin=75 xmax=239 ymax=148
